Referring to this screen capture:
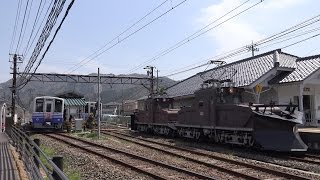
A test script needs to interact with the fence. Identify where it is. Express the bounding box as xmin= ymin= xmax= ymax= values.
xmin=10 ymin=126 xmax=68 ymax=180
